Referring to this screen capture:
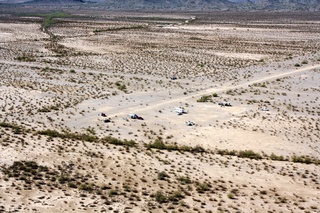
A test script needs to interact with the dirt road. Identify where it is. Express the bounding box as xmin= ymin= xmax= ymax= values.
xmin=122 ymin=63 xmax=320 ymax=114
